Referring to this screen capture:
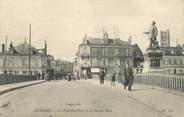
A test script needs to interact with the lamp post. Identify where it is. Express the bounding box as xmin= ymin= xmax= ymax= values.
xmin=28 ymin=24 xmax=31 ymax=75
xmin=3 ymin=36 xmax=8 ymax=74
